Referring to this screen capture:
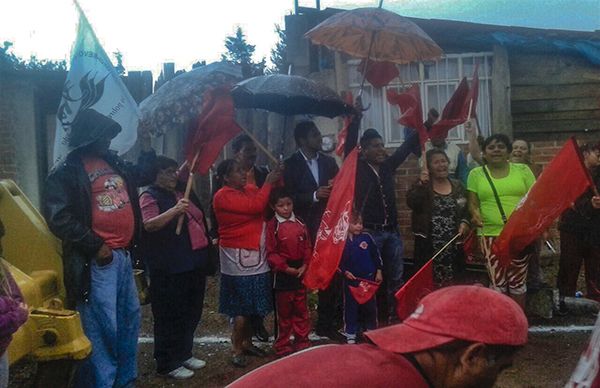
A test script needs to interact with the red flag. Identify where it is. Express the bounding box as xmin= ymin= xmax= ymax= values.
xmin=358 ymin=59 xmax=399 ymax=89
xmin=184 ymin=86 xmax=242 ymax=174
xmin=336 ymin=91 xmax=354 ymax=157
xmin=429 ymin=64 xmax=479 ymax=140
xmin=395 ymin=259 xmax=434 ymax=321
xmin=565 ymin=313 xmax=600 ymax=387
xmin=349 ymin=278 xmax=381 ymax=305
xmin=492 ymin=138 xmax=594 ymax=267
xmin=303 ymin=148 xmax=359 ymax=290
xmin=386 ymin=85 xmax=428 ymax=146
